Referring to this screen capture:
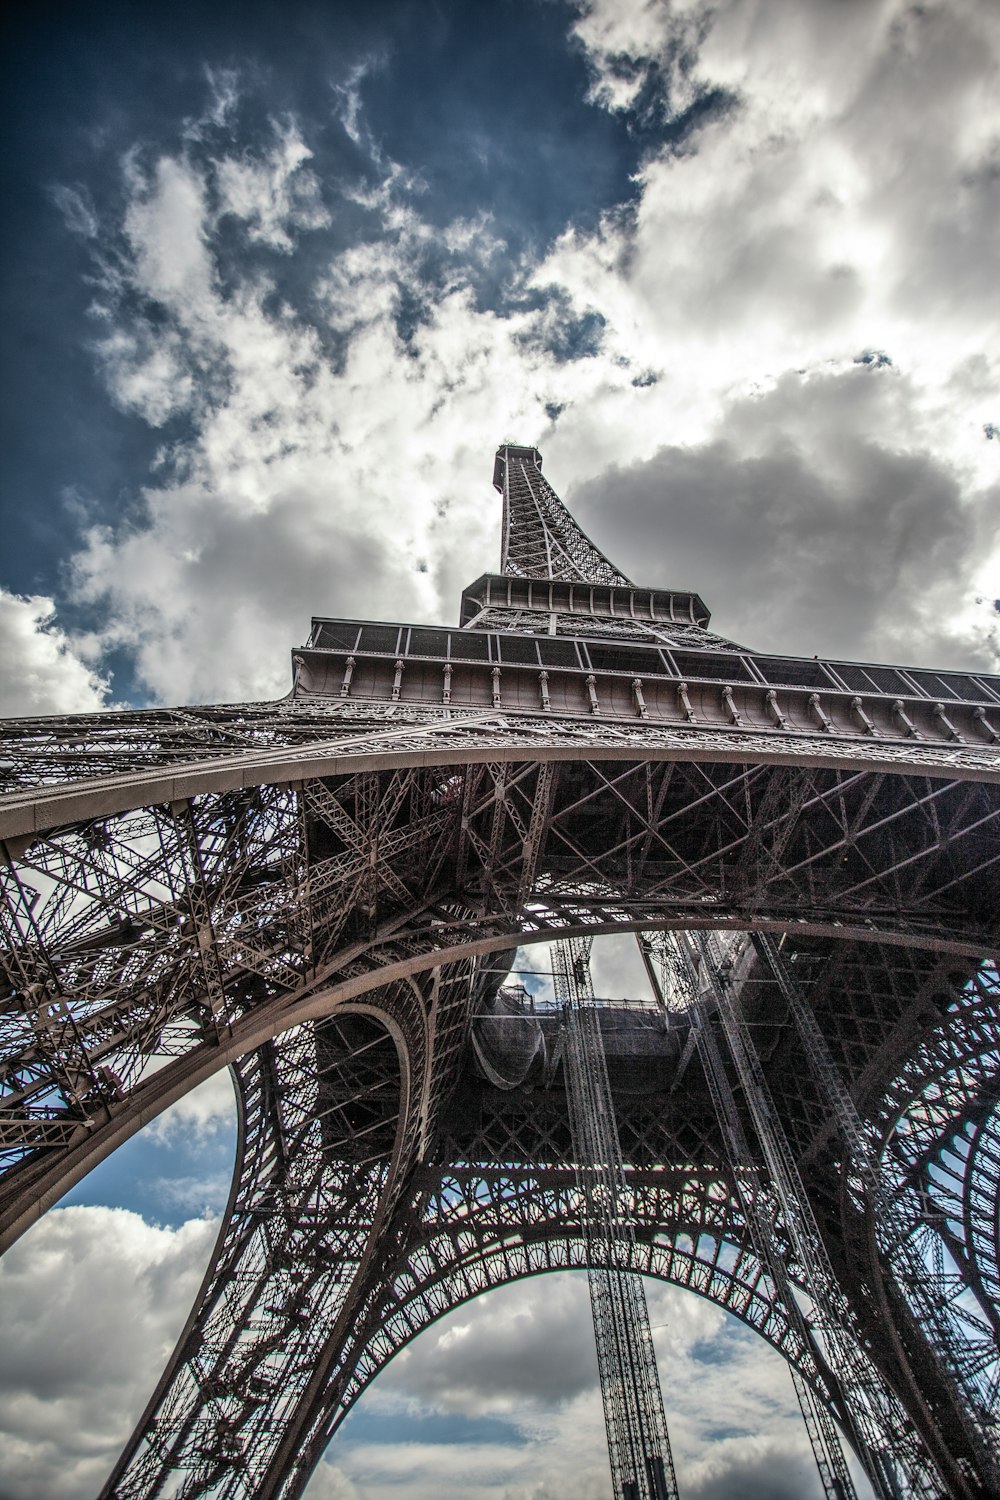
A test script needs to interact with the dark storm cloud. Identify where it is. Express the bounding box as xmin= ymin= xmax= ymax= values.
xmin=689 ymin=1447 xmax=821 ymax=1500
xmin=571 ymin=366 xmax=998 ymax=673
